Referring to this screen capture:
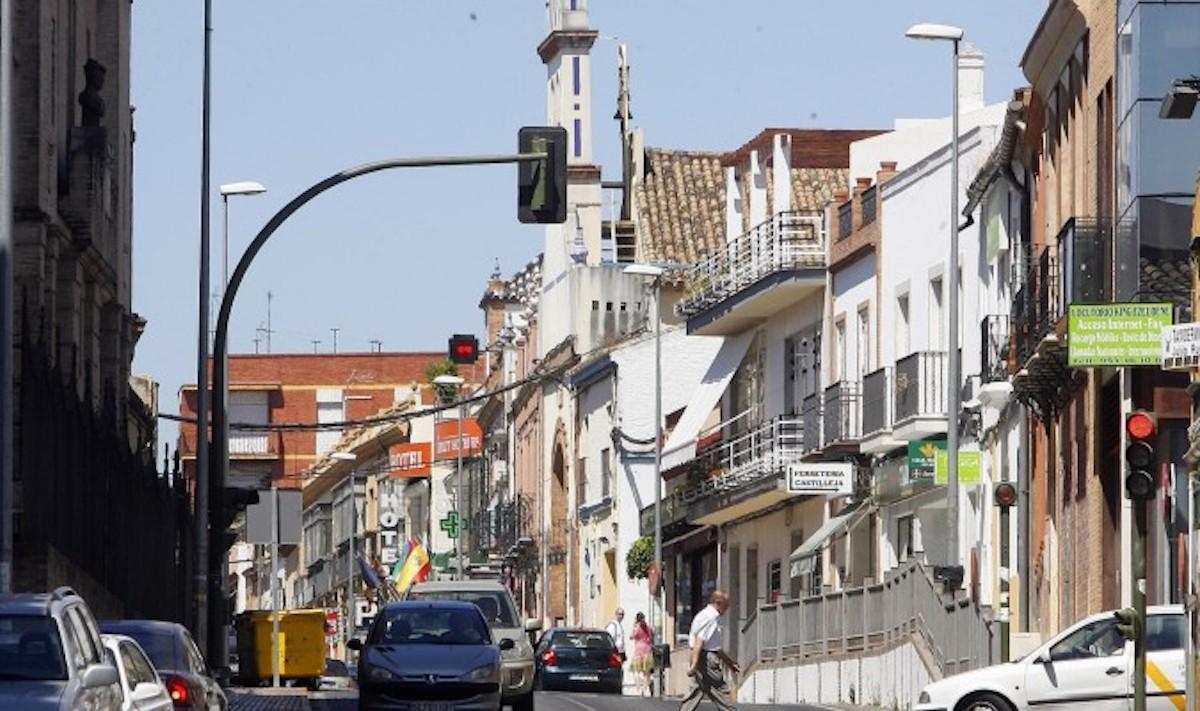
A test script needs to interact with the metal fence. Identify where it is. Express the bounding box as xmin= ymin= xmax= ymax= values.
xmin=738 ymin=561 xmax=994 ymax=679
xmin=894 ymin=351 xmax=947 ymax=425
xmin=801 ymin=395 xmax=822 ymax=453
xmin=861 ymin=367 xmax=893 ymax=437
xmin=679 ymin=210 xmax=825 ymax=317
xmin=980 ymin=315 xmax=1011 ymax=384
xmin=822 ymin=380 xmax=862 ymax=445
xmin=860 ymin=186 xmax=877 ymax=227
xmin=675 ymin=416 xmax=804 ymax=505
